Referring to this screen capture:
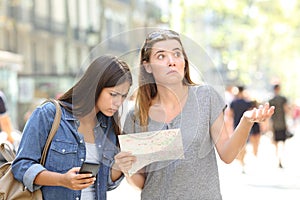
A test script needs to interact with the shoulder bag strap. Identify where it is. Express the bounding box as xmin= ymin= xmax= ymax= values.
xmin=0 ymin=142 xmax=15 ymax=162
xmin=40 ymin=99 xmax=62 ymax=165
